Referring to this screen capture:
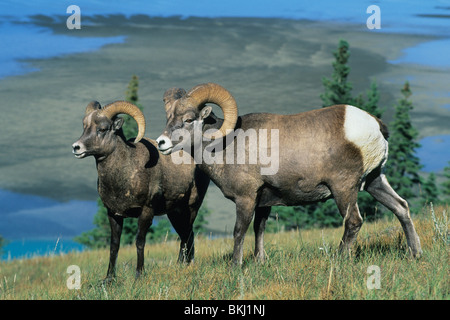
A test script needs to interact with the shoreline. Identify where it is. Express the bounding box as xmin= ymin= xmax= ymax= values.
xmin=0 ymin=15 xmax=449 ymax=235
